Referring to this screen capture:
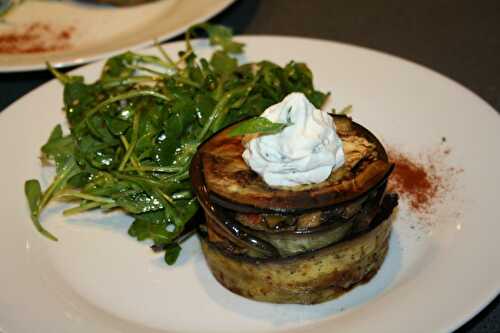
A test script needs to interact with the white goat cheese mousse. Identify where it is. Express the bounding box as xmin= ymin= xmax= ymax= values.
xmin=242 ymin=92 xmax=345 ymax=187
